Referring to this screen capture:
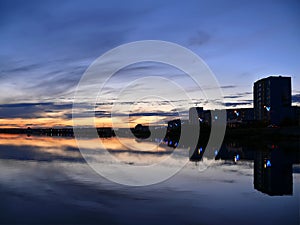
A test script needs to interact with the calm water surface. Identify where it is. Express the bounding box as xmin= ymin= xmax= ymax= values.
xmin=0 ymin=134 xmax=299 ymax=225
